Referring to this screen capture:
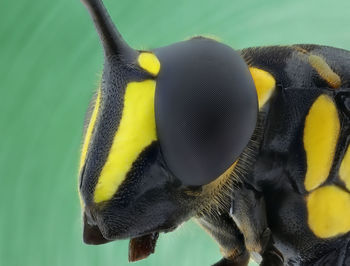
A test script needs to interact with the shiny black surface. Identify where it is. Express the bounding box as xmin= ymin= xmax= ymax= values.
xmin=155 ymin=37 xmax=258 ymax=186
